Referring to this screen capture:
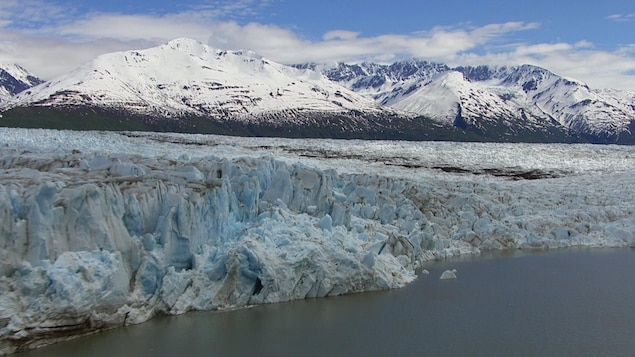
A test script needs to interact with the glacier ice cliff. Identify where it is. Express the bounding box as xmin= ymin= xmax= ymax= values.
xmin=1 ymin=130 xmax=635 ymax=354
xmin=0 ymin=151 xmax=428 ymax=354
